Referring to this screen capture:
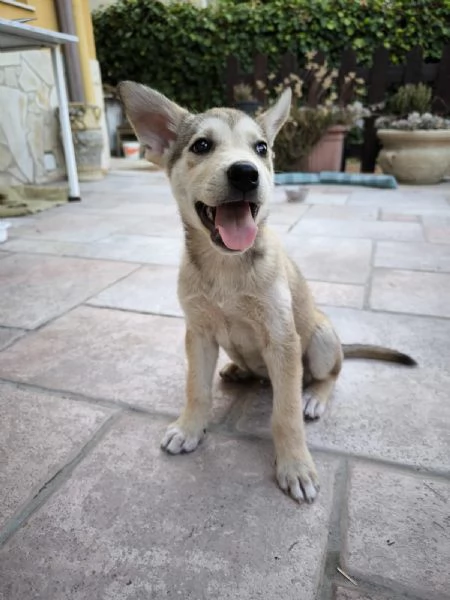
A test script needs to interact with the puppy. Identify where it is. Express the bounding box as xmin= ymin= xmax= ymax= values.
xmin=118 ymin=83 xmax=415 ymax=504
